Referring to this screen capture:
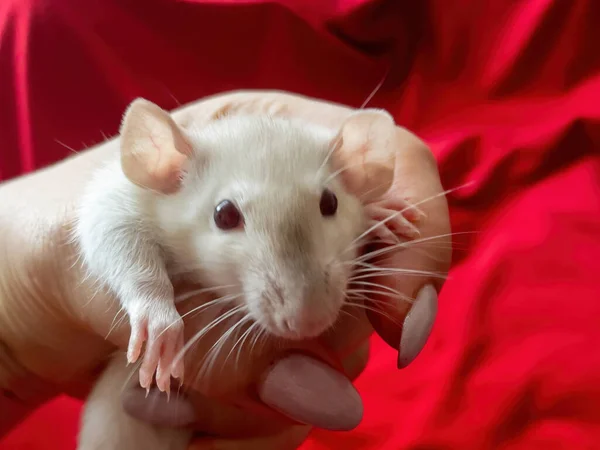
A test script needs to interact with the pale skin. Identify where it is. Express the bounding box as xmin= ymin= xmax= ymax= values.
xmin=0 ymin=90 xmax=451 ymax=449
